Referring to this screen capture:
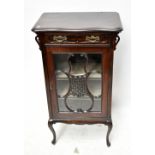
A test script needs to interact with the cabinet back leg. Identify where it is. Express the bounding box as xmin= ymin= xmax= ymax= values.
xmin=48 ymin=121 xmax=56 ymax=144
xmin=106 ymin=122 xmax=113 ymax=147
